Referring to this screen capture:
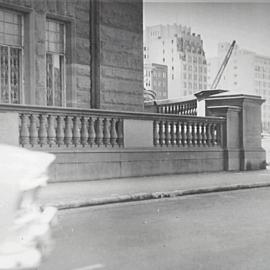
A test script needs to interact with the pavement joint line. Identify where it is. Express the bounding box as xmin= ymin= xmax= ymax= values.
xmin=43 ymin=181 xmax=270 ymax=211
xmin=72 ymin=264 xmax=105 ymax=270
